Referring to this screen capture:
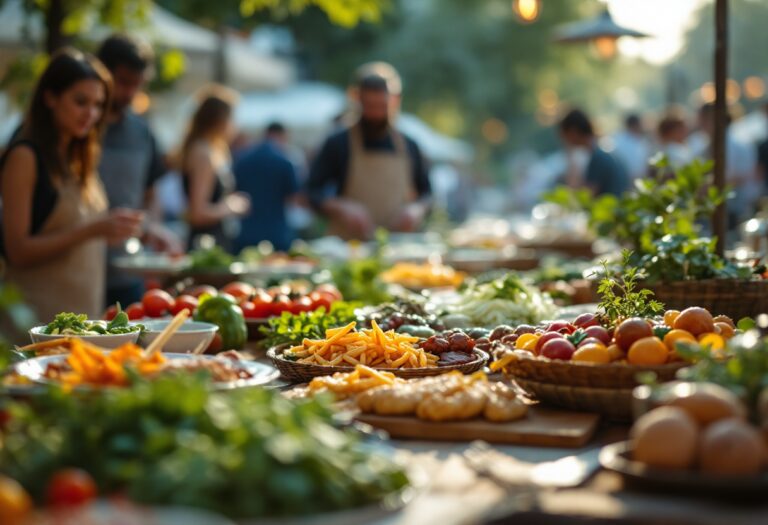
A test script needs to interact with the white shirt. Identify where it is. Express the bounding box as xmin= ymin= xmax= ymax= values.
xmin=611 ymin=131 xmax=650 ymax=180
